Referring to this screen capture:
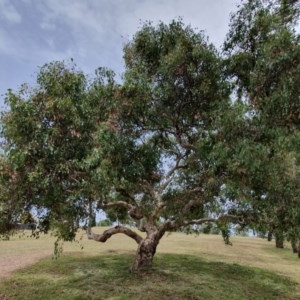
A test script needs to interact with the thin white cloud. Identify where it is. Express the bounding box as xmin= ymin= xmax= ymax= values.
xmin=0 ymin=28 xmax=18 ymax=56
xmin=0 ymin=0 xmax=239 ymax=100
xmin=40 ymin=21 xmax=56 ymax=31
xmin=41 ymin=0 xmax=107 ymax=36
xmin=0 ymin=0 xmax=22 ymax=23
xmin=0 ymin=29 xmax=10 ymax=54
xmin=34 ymin=0 xmax=237 ymax=71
